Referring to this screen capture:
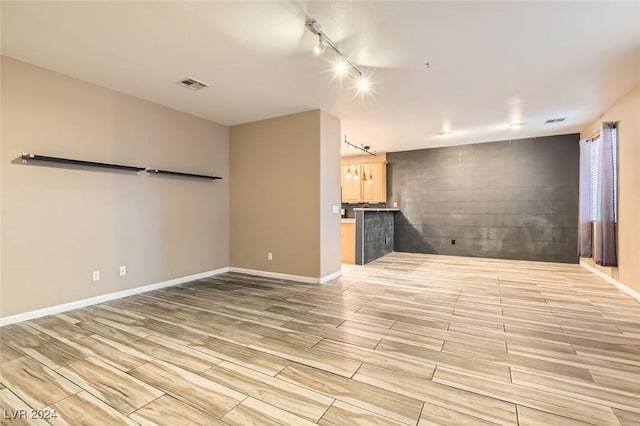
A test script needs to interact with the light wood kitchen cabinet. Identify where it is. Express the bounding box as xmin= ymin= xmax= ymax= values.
xmin=340 ymin=161 xmax=387 ymax=203
xmin=361 ymin=162 xmax=386 ymax=203
xmin=341 ymin=164 xmax=362 ymax=203
xmin=341 ymin=221 xmax=355 ymax=264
